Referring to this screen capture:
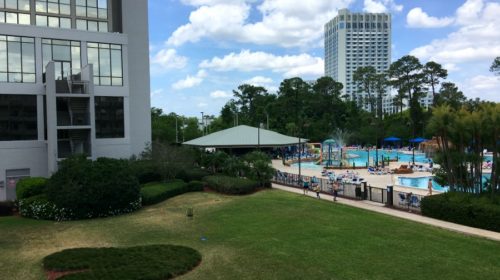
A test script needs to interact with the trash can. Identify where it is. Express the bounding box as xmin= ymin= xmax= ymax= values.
xmin=386 ymin=185 xmax=393 ymax=206
xmin=355 ymin=185 xmax=362 ymax=199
